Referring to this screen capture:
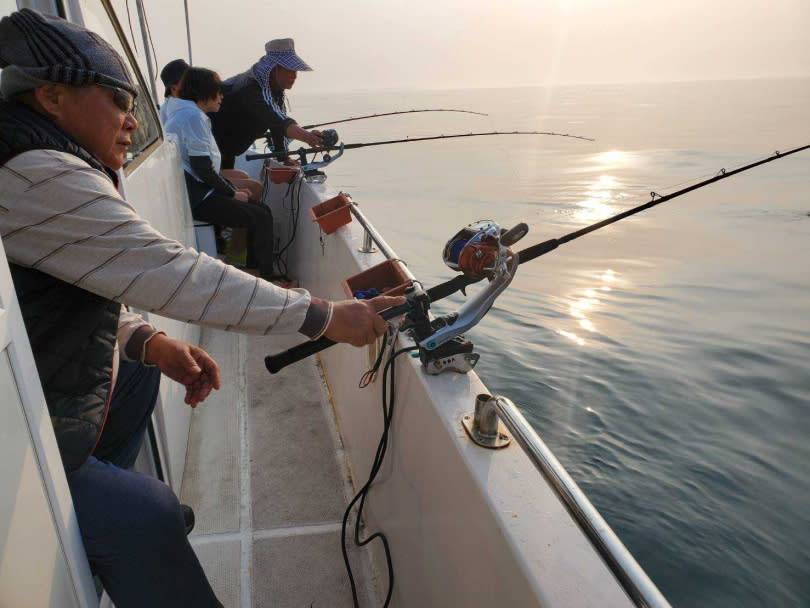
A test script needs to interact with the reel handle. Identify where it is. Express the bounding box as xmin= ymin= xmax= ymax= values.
xmin=264 ymin=302 xmax=411 ymax=374
xmin=501 ymin=222 xmax=529 ymax=246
